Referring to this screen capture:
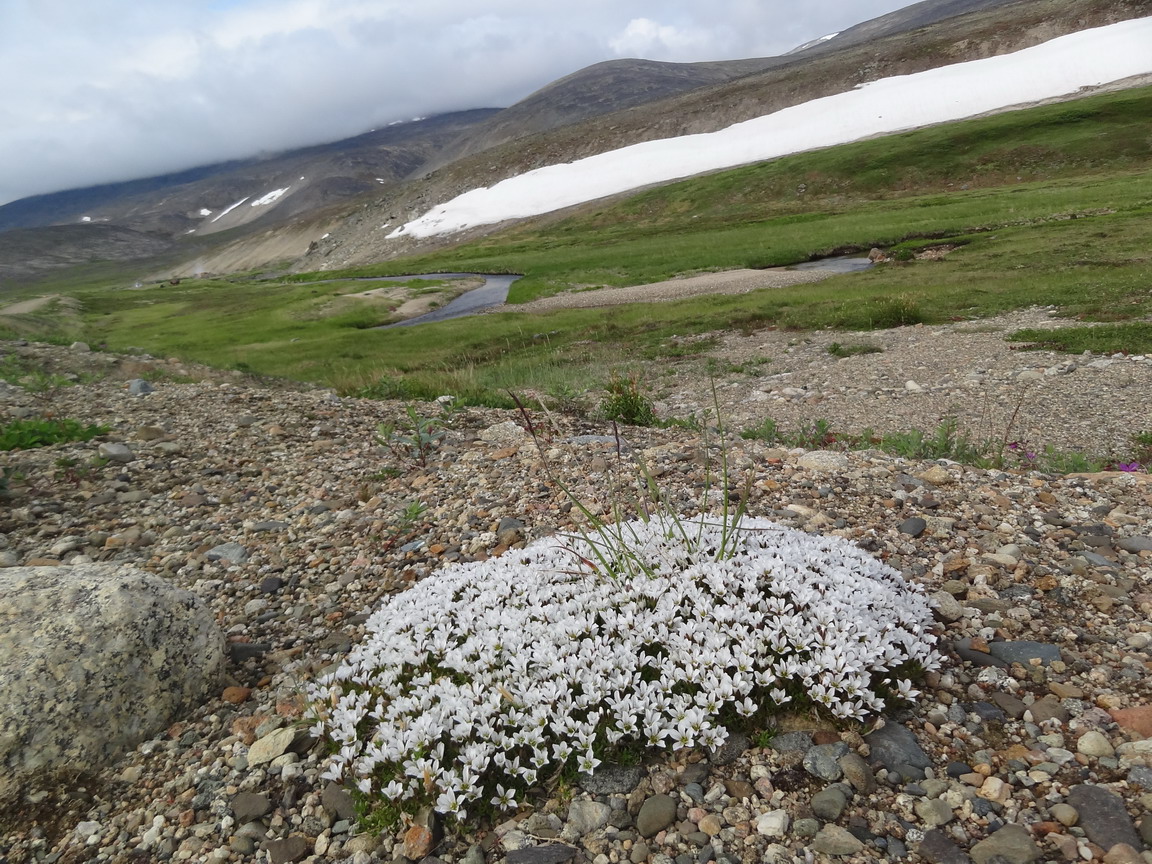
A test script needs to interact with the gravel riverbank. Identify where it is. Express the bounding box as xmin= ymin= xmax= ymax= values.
xmin=0 ymin=333 xmax=1150 ymax=864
